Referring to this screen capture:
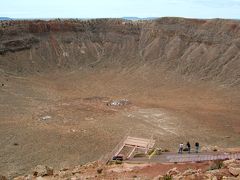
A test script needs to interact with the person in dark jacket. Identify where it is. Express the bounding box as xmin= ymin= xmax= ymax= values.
xmin=195 ymin=142 xmax=200 ymax=153
xmin=186 ymin=142 xmax=191 ymax=153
